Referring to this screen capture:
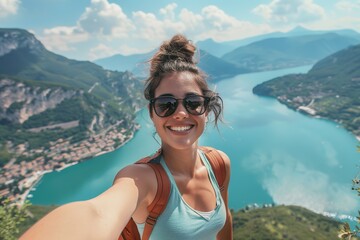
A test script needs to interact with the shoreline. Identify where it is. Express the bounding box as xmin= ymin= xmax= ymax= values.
xmin=21 ymin=129 xmax=137 ymax=204
xmin=20 ymin=172 xmax=45 ymax=205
